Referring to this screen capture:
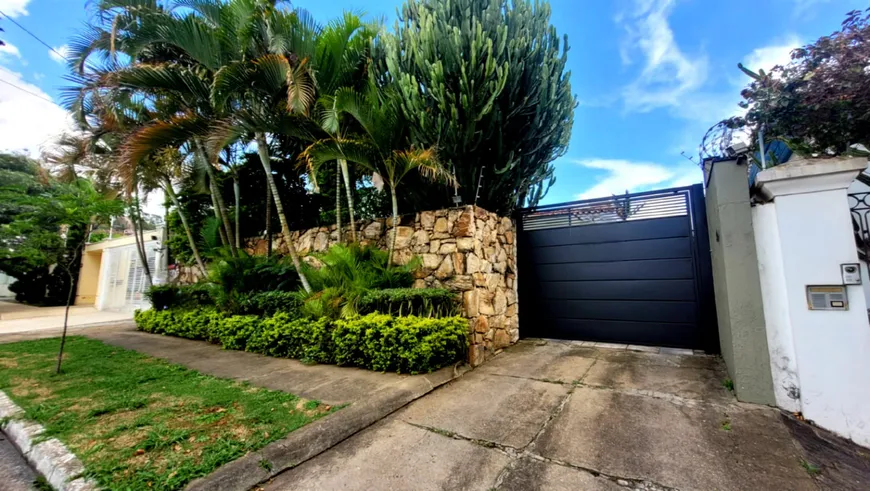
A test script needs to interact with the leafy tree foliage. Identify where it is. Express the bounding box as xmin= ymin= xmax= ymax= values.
xmin=727 ymin=8 xmax=870 ymax=156
xmin=373 ymin=0 xmax=576 ymax=213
